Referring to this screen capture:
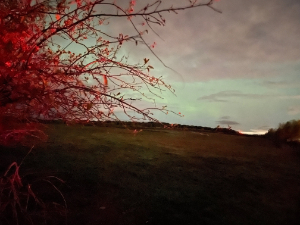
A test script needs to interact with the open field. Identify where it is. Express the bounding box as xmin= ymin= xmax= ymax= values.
xmin=1 ymin=123 xmax=300 ymax=225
